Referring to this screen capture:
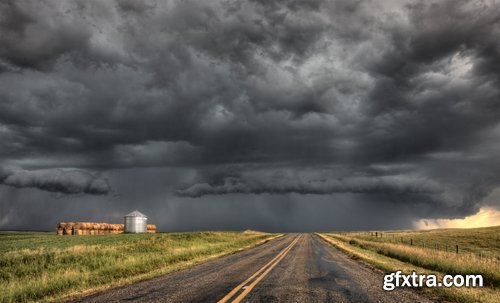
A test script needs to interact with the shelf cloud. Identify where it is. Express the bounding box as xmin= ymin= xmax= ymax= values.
xmin=0 ymin=167 xmax=110 ymax=195
xmin=176 ymin=174 xmax=444 ymax=197
xmin=0 ymin=0 xmax=499 ymax=230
